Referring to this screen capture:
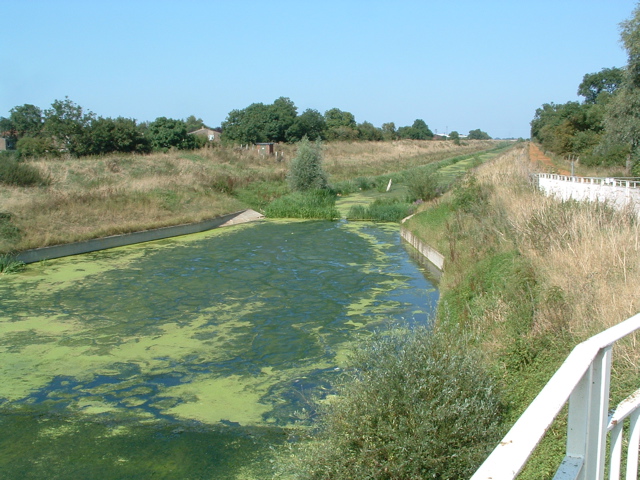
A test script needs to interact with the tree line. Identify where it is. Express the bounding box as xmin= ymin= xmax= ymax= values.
xmin=0 ymin=96 xmax=491 ymax=158
xmin=531 ymin=3 xmax=640 ymax=175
